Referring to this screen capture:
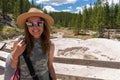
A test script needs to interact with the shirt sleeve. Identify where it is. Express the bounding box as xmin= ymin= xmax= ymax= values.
xmin=4 ymin=54 xmax=15 ymax=80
